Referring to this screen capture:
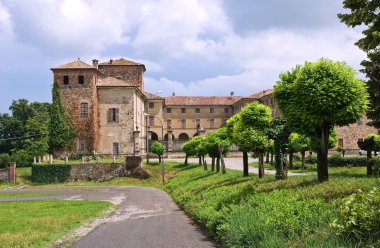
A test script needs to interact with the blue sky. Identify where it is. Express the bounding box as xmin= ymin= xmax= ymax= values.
xmin=0 ymin=0 xmax=365 ymax=113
